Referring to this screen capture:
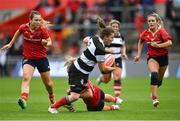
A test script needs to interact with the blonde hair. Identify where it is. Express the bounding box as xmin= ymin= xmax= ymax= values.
xmin=148 ymin=12 xmax=164 ymax=27
xmin=109 ymin=19 xmax=120 ymax=27
xmin=64 ymin=55 xmax=77 ymax=70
